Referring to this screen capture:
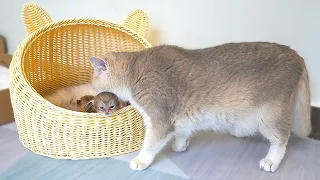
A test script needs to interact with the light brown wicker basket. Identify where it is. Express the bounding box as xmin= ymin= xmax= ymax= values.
xmin=9 ymin=3 xmax=152 ymax=159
